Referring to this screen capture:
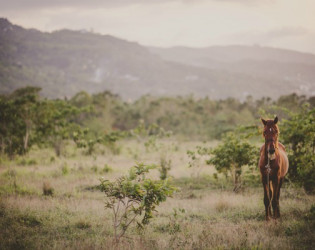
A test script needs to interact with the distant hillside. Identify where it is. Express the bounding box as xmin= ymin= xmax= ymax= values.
xmin=149 ymin=46 xmax=315 ymax=96
xmin=1 ymin=18 xmax=314 ymax=100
